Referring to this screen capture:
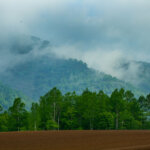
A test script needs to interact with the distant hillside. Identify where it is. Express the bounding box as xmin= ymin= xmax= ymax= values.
xmin=0 ymin=56 xmax=144 ymax=100
xmin=0 ymin=35 xmax=146 ymax=101
xmin=135 ymin=61 xmax=150 ymax=93
xmin=117 ymin=61 xmax=150 ymax=94
xmin=0 ymin=82 xmax=30 ymax=109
